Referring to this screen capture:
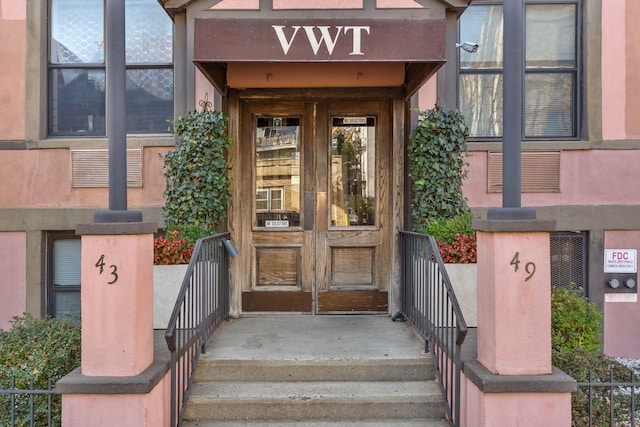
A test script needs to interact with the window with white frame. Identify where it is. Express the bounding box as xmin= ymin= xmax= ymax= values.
xmin=47 ymin=234 xmax=81 ymax=323
xmin=256 ymin=188 xmax=285 ymax=212
xmin=458 ymin=2 xmax=580 ymax=139
xmin=49 ymin=0 xmax=173 ymax=136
